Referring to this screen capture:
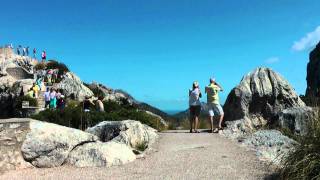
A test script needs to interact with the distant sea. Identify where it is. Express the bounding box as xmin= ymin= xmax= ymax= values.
xmin=164 ymin=110 xmax=184 ymax=115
